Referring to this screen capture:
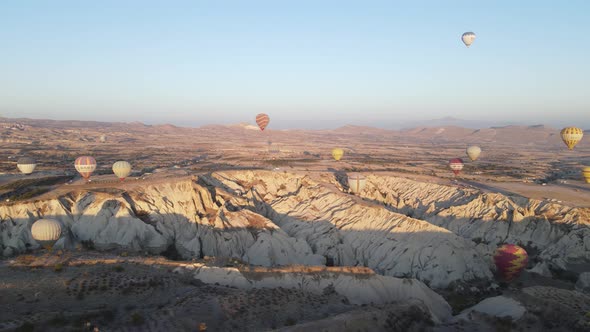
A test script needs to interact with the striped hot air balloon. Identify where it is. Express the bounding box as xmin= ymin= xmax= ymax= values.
xmin=31 ymin=218 xmax=62 ymax=250
xmin=583 ymin=166 xmax=590 ymax=184
xmin=493 ymin=244 xmax=528 ymax=281
xmin=17 ymin=157 xmax=37 ymax=175
xmin=348 ymin=173 xmax=366 ymax=194
xmin=332 ymin=148 xmax=344 ymax=161
xmin=112 ymin=161 xmax=132 ymax=181
xmin=449 ymin=158 xmax=464 ymax=175
xmin=255 ymin=113 xmax=270 ymax=131
xmin=74 ymin=156 xmax=97 ymax=180
xmin=560 ymin=127 xmax=584 ymax=150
